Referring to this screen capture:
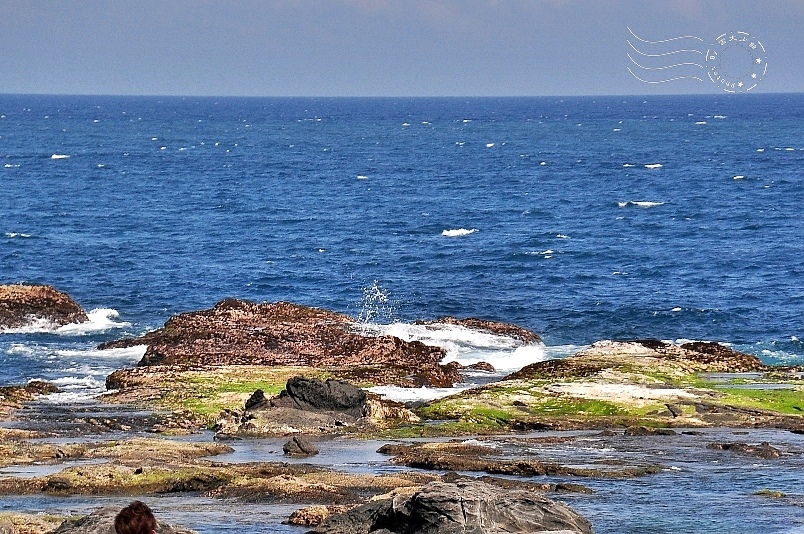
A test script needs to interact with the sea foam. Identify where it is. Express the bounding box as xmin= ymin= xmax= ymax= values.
xmin=359 ymin=321 xmax=547 ymax=402
xmin=0 ymin=308 xmax=131 ymax=335
xmin=442 ymin=228 xmax=477 ymax=237
xmin=619 ymin=201 xmax=664 ymax=208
